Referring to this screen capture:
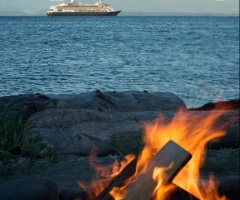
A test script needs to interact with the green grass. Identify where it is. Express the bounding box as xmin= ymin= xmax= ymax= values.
xmin=111 ymin=131 xmax=144 ymax=156
xmin=0 ymin=111 xmax=58 ymax=173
